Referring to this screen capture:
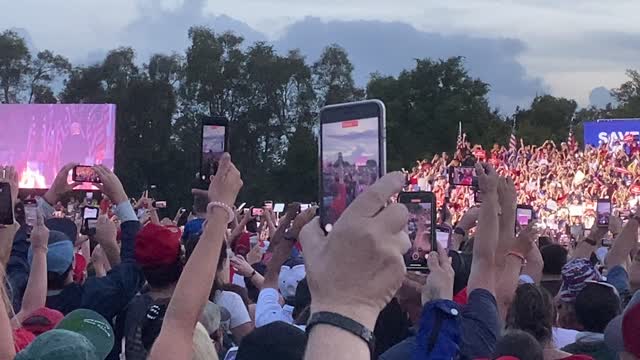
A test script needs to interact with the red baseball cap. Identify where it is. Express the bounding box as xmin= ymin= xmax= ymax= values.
xmin=21 ymin=307 xmax=64 ymax=336
xmin=135 ymin=224 xmax=182 ymax=267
